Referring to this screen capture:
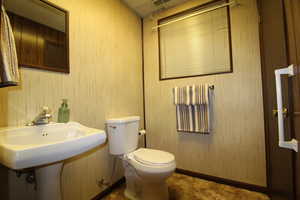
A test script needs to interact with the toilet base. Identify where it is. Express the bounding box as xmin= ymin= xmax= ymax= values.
xmin=121 ymin=152 xmax=175 ymax=200
xmin=122 ymin=161 xmax=170 ymax=200
xmin=141 ymin=181 xmax=169 ymax=200
xmin=124 ymin=189 xmax=139 ymax=200
xmin=124 ymin=179 xmax=169 ymax=200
